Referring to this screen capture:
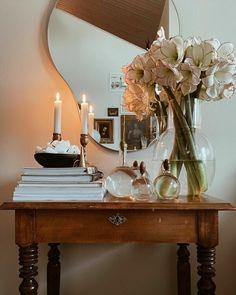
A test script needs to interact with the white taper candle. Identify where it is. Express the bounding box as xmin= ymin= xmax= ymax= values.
xmin=88 ymin=105 xmax=94 ymax=136
xmin=54 ymin=92 xmax=62 ymax=134
xmin=81 ymin=94 xmax=88 ymax=134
